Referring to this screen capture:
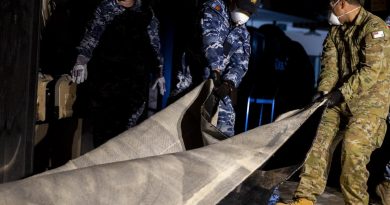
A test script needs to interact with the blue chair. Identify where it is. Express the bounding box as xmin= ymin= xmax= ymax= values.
xmin=244 ymin=96 xmax=275 ymax=131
